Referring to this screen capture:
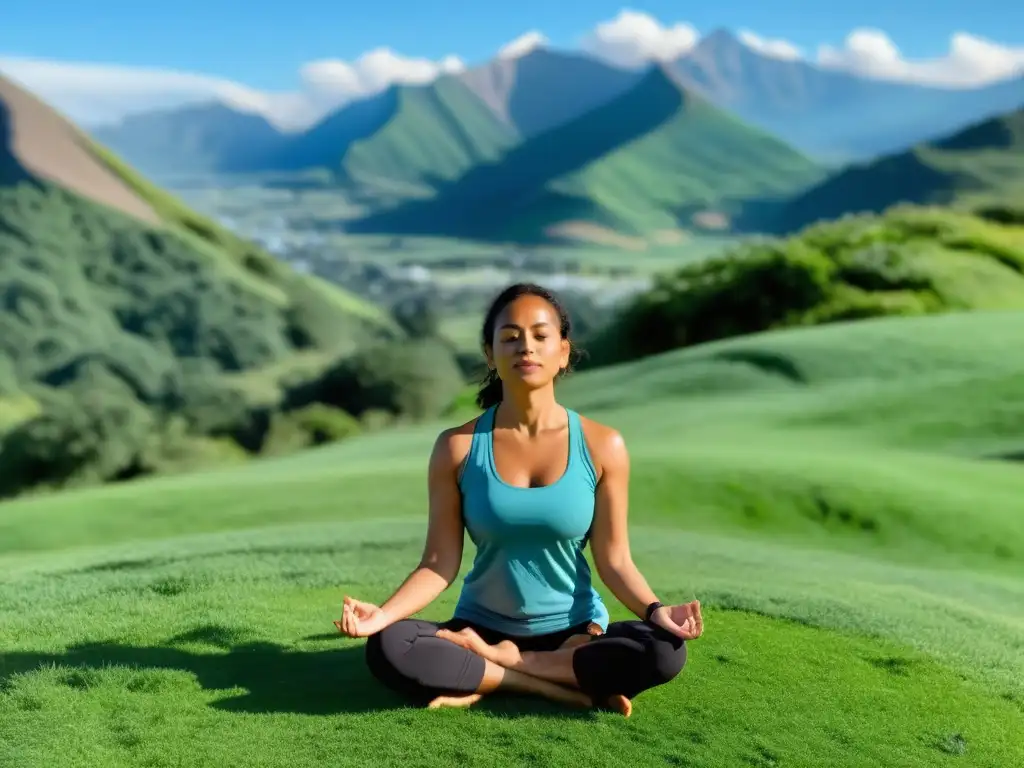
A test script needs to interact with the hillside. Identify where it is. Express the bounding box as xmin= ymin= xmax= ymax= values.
xmin=347 ymin=65 xmax=825 ymax=243
xmin=0 ymin=73 xmax=404 ymax=497
xmin=90 ymin=102 xmax=287 ymax=177
xmin=2 ymin=307 xmax=1023 ymax=766
xmin=586 ymin=204 xmax=1024 ymax=365
xmin=672 ymin=29 xmax=1024 ymax=162
xmin=774 ymin=108 xmax=1024 ymax=234
xmin=458 ymin=47 xmax=642 ymax=138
